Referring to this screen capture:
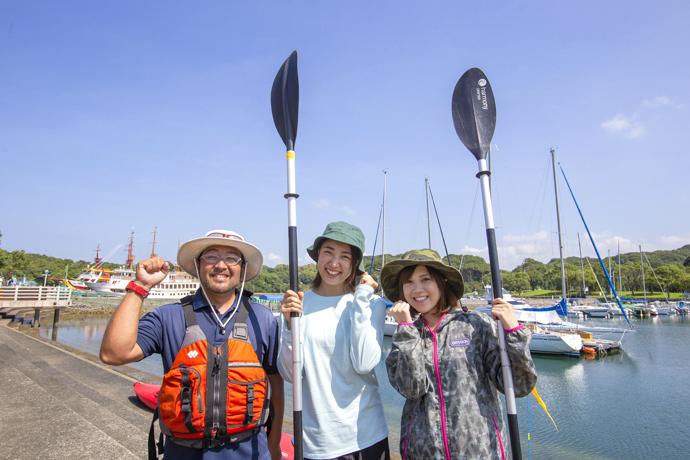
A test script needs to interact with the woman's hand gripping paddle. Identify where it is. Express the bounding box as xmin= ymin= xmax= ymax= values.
xmin=452 ymin=67 xmax=523 ymax=460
